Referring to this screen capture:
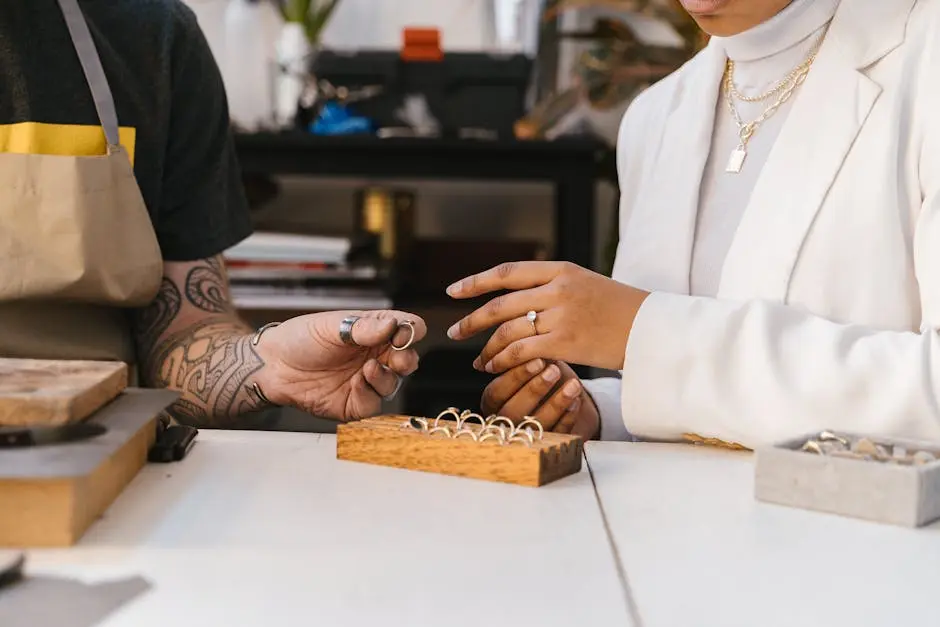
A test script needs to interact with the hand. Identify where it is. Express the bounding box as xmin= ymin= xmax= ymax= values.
xmin=445 ymin=261 xmax=649 ymax=373
xmin=252 ymin=310 xmax=426 ymax=421
xmin=481 ymin=359 xmax=600 ymax=440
